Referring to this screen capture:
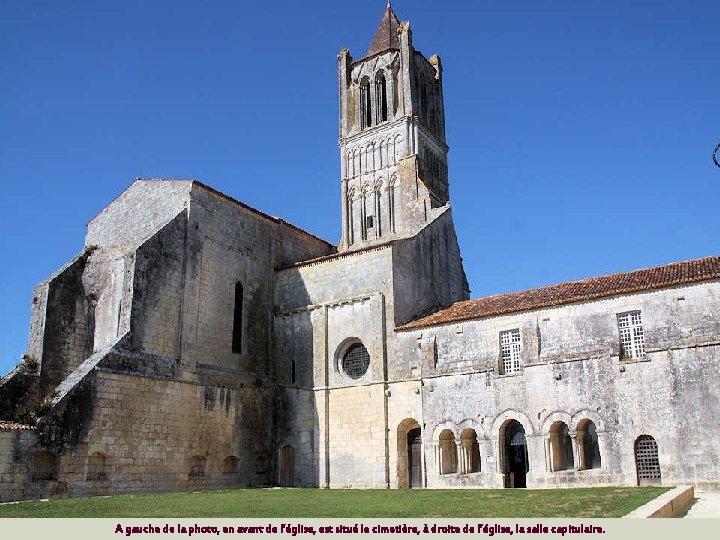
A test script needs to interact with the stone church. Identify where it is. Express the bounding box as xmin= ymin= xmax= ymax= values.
xmin=1 ymin=6 xmax=719 ymax=501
